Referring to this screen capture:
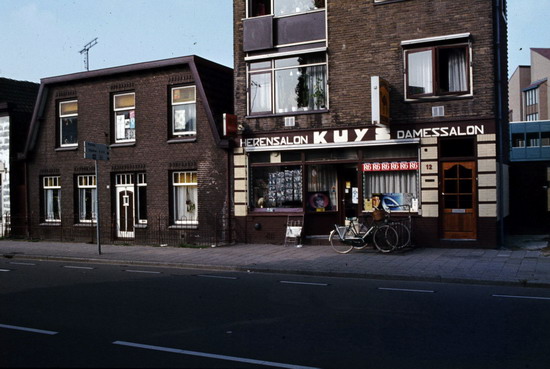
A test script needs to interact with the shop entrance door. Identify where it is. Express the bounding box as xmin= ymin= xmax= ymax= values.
xmin=441 ymin=161 xmax=477 ymax=239
xmin=116 ymin=186 xmax=135 ymax=239
xmin=338 ymin=166 xmax=359 ymax=224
